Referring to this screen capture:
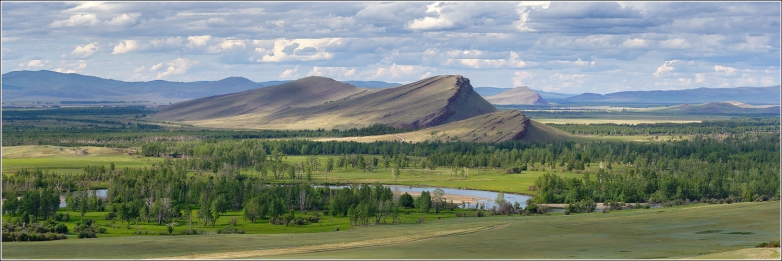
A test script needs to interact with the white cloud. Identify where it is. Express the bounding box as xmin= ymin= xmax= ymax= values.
xmin=50 ymin=14 xmax=101 ymax=28
xmin=714 ymin=65 xmax=737 ymax=75
xmin=156 ymin=58 xmax=195 ymax=79
xmin=512 ymin=71 xmax=535 ymax=86
xmin=66 ymin=42 xmax=99 ymax=58
xmin=695 ymin=73 xmax=706 ymax=83
xmin=371 ymin=63 xmax=432 ymax=81
xmin=106 ymin=13 xmax=140 ymax=27
xmin=513 ymin=2 xmax=549 ymax=32
xmin=207 ymin=39 xmax=246 ymax=54
xmin=557 ymin=58 xmax=594 ymax=67
xmin=659 ymin=38 xmax=691 ymax=49
xmin=653 ymin=60 xmax=679 ymax=77
xmin=447 ymin=51 xmax=526 ymax=69
xmin=407 ymin=2 xmax=455 ymax=31
xmin=149 ymin=63 xmax=163 ymax=72
xmin=112 ymin=40 xmax=139 ymax=54
xmin=623 ymin=38 xmax=648 ymax=48
xmin=307 ymin=66 xmax=357 ymax=78
xmin=279 ymin=65 xmax=299 ymax=79
xmin=53 ymin=60 xmax=88 ymax=74
xmin=256 ymin=38 xmax=341 ymax=63
xmin=187 ymin=35 xmax=213 ymax=48
xmin=18 ymin=59 xmax=49 ymax=69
